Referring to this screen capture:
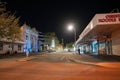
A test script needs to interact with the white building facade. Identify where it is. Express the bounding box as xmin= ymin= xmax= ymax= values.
xmin=0 ymin=40 xmax=24 ymax=54
xmin=20 ymin=24 xmax=39 ymax=53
